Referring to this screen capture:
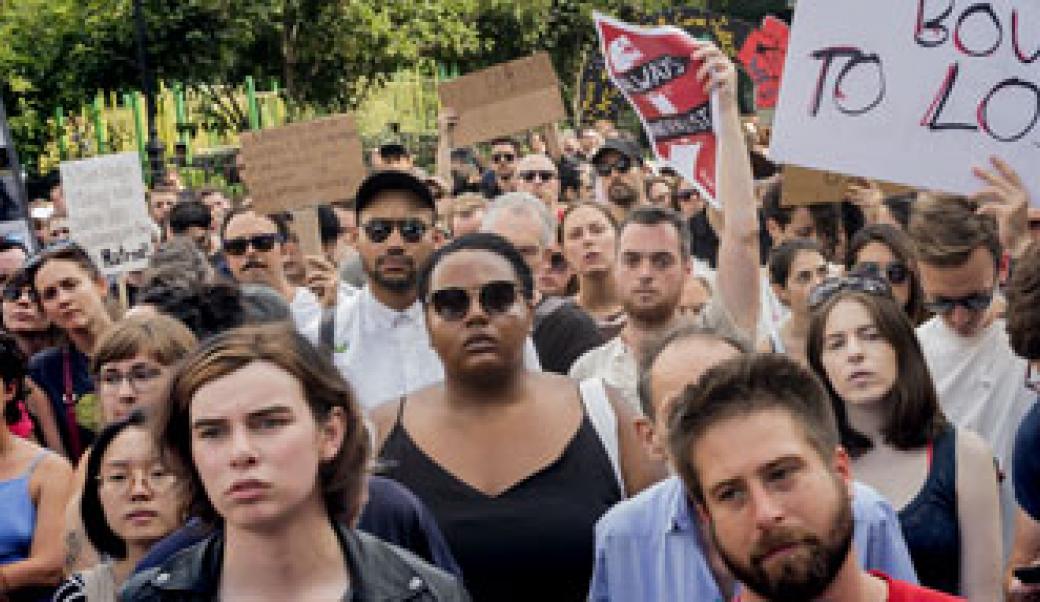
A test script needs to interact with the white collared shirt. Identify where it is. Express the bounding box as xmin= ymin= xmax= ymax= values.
xmin=305 ymin=286 xmax=541 ymax=411
xmin=289 ymin=287 xmax=323 ymax=333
